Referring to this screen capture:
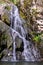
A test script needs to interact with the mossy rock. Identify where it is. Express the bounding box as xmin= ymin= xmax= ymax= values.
xmin=0 ymin=21 xmax=13 ymax=58
xmin=24 ymin=0 xmax=32 ymax=7
xmin=5 ymin=6 xmax=11 ymax=11
xmin=2 ymin=12 xmax=10 ymax=26
xmin=15 ymin=36 xmax=23 ymax=48
xmin=20 ymin=11 xmax=26 ymax=19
